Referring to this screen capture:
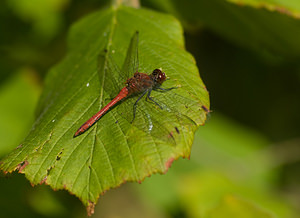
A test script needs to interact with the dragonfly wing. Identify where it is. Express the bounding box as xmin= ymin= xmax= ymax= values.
xmin=97 ymin=32 xmax=201 ymax=145
xmin=113 ymin=96 xmax=177 ymax=145
xmin=98 ymin=49 xmax=123 ymax=98
xmin=122 ymin=31 xmax=139 ymax=77
xmin=136 ymin=105 xmax=181 ymax=145
xmin=115 ymin=90 xmax=199 ymax=145
xmin=131 ymin=89 xmax=202 ymax=145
